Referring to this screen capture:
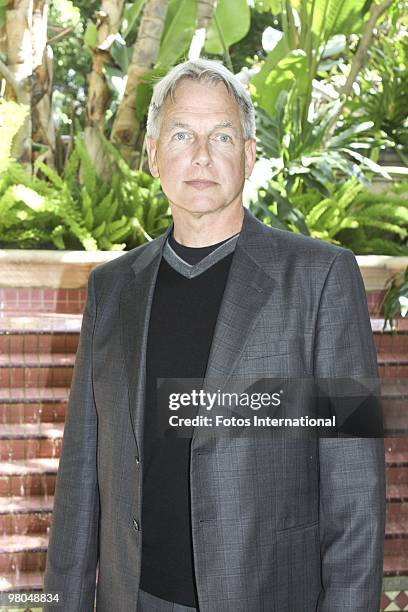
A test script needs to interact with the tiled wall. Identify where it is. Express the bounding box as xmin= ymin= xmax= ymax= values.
xmin=0 ymin=288 xmax=87 ymax=314
xmin=382 ymin=583 xmax=408 ymax=611
xmin=0 ymin=287 xmax=385 ymax=317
